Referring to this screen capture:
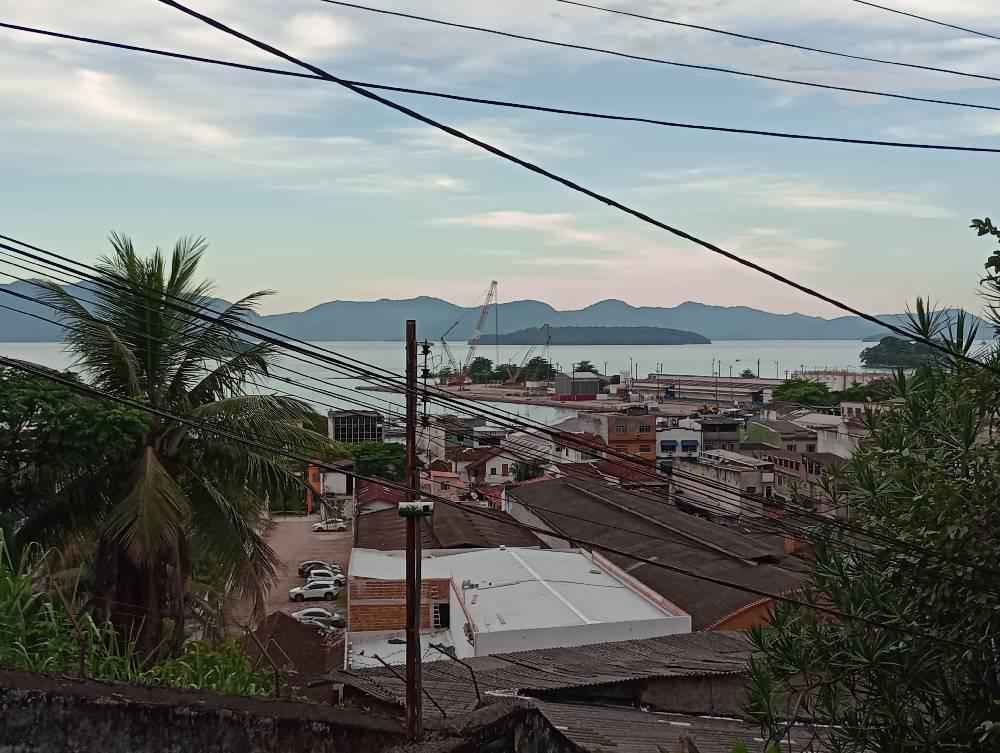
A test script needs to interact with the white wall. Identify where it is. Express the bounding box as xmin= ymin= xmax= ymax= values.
xmin=471 ymin=616 xmax=690 ymax=657
xmin=321 ymin=471 xmax=349 ymax=496
xmin=656 ymin=428 xmax=701 ymax=460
